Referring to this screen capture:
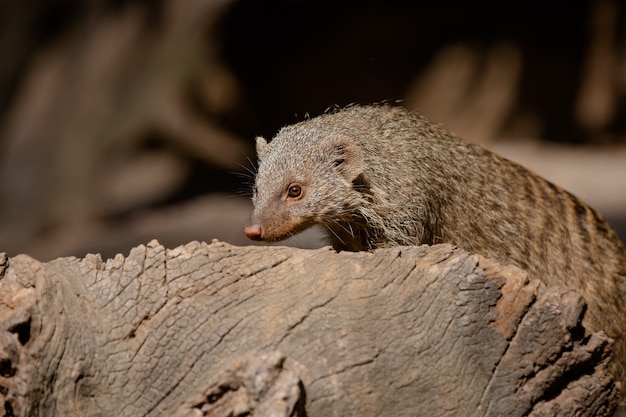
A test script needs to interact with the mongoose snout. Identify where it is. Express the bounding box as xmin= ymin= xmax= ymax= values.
xmin=244 ymin=223 xmax=264 ymax=241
